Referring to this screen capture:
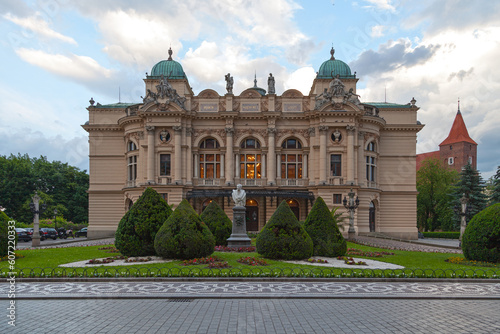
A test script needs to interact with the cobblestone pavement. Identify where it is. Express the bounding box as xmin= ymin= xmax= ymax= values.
xmin=16 ymin=238 xmax=114 ymax=250
xmin=353 ymin=236 xmax=463 ymax=253
xmin=3 ymin=281 xmax=499 ymax=299
xmin=2 ymin=299 xmax=499 ymax=333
